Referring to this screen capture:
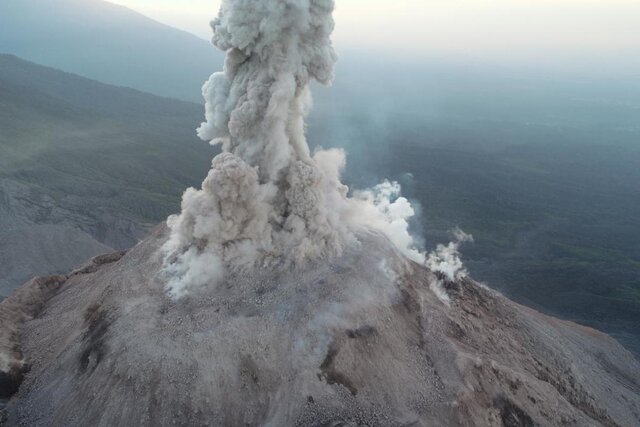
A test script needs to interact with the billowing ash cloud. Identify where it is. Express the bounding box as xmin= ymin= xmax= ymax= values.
xmin=162 ymin=0 xmax=466 ymax=298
